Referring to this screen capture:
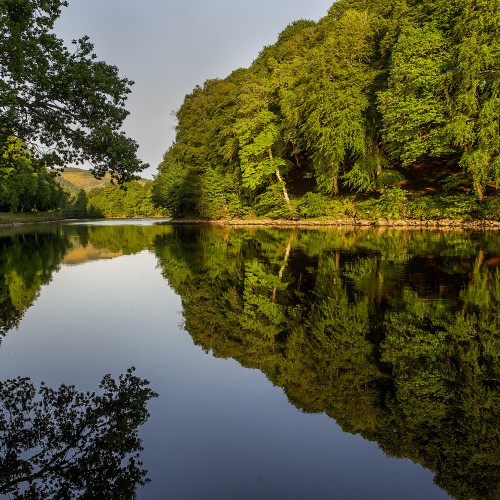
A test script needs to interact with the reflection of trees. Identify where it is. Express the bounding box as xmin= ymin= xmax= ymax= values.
xmin=381 ymin=266 xmax=500 ymax=500
xmin=0 ymin=224 xmax=173 ymax=343
xmin=0 ymin=228 xmax=69 ymax=339
xmin=0 ymin=368 xmax=157 ymax=499
xmin=65 ymin=224 xmax=172 ymax=257
xmin=155 ymin=225 xmax=500 ymax=500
